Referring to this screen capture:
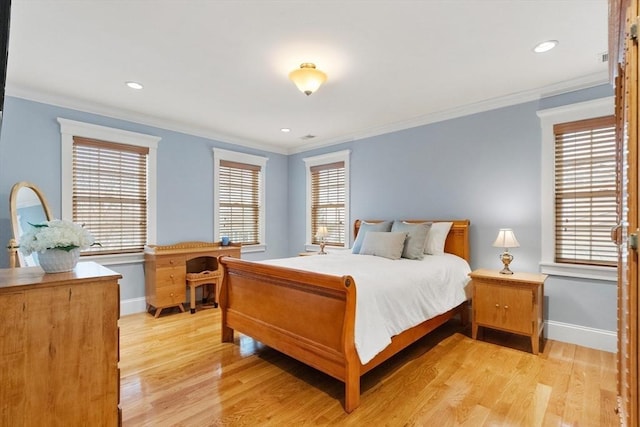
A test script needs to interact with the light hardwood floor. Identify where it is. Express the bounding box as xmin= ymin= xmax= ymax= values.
xmin=119 ymin=307 xmax=618 ymax=426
